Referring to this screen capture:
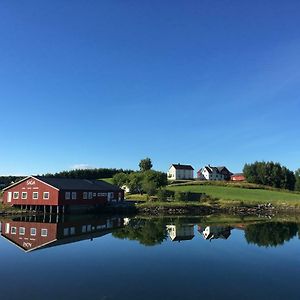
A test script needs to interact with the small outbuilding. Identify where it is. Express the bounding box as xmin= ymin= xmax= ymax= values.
xmin=231 ymin=173 xmax=245 ymax=181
